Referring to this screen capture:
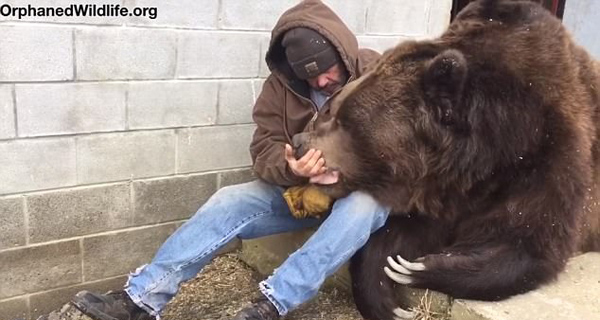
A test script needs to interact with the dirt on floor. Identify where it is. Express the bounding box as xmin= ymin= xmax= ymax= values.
xmin=161 ymin=253 xmax=364 ymax=320
xmin=41 ymin=253 xmax=364 ymax=320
